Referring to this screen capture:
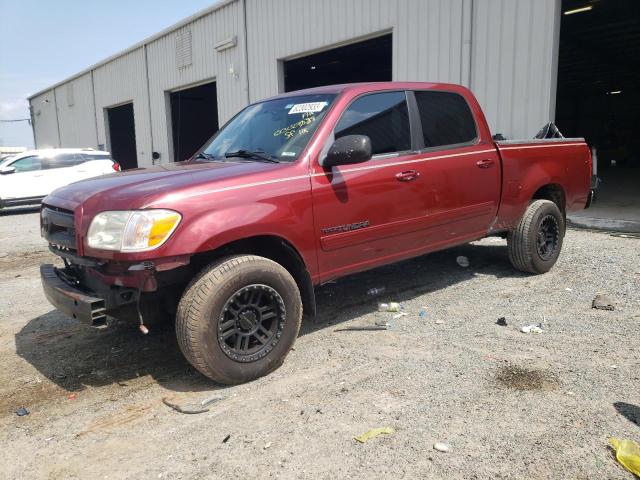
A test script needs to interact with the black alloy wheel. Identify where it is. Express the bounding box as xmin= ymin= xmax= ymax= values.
xmin=218 ymin=284 xmax=286 ymax=362
xmin=536 ymin=214 xmax=560 ymax=261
